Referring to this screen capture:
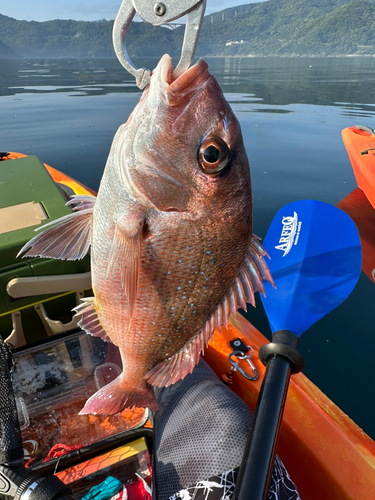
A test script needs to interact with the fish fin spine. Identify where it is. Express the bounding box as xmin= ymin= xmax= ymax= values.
xmin=79 ymin=375 xmax=158 ymax=415
xmin=226 ymin=234 xmax=274 ymax=308
xmin=73 ymin=297 xmax=111 ymax=342
xmin=248 ymin=235 xmax=274 ymax=285
xmin=17 ymin=194 xmax=96 ymax=260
